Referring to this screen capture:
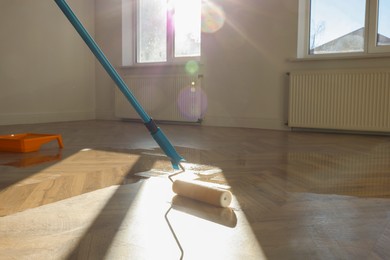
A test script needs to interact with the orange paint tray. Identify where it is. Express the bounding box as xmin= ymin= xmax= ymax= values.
xmin=0 ymin=133 xmax=64 ymax=153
